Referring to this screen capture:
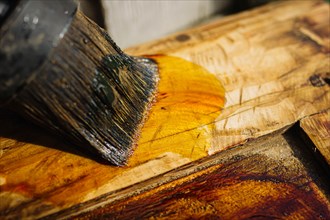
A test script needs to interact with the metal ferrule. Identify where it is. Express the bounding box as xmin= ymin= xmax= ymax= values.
xmin=0 ymin=0 xmax=77 ymax=105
